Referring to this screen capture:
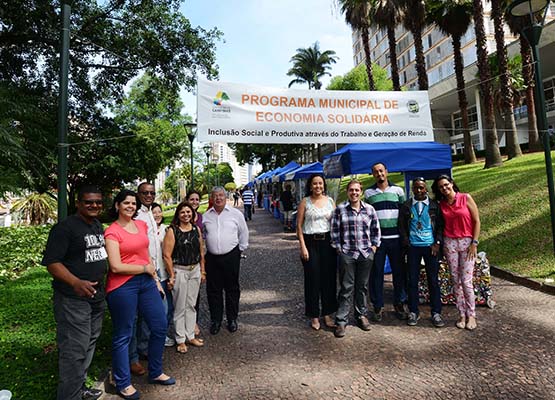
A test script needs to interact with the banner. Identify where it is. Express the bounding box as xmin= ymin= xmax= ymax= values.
xmin=197 ymin=79 xmax=434 ymax=144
